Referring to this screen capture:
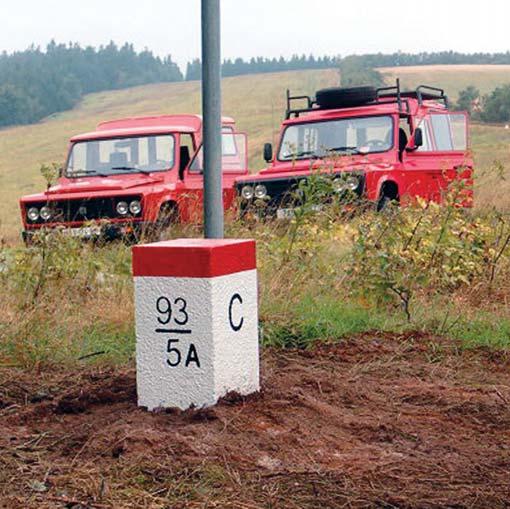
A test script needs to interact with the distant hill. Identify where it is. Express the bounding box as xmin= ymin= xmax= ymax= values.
xmin=0 ymin=42 xmax=183 ymax=128
xmin=381 ymin=64 xmax=510 ymax=100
